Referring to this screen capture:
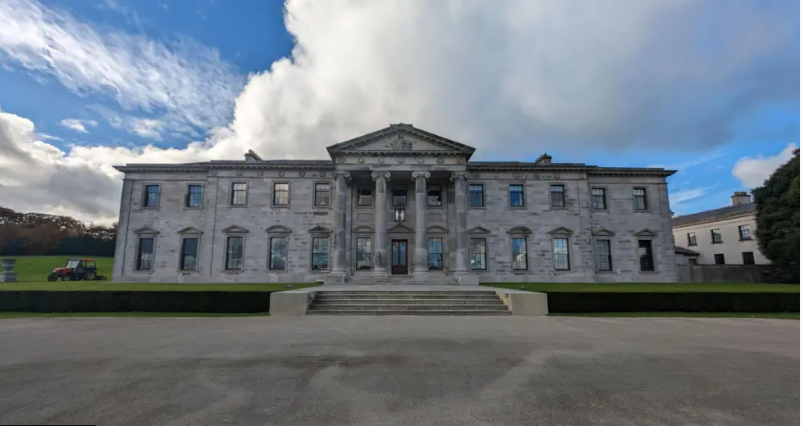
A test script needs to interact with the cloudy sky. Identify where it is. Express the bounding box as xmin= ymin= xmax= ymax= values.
xmin=0 ymin=0 xmax=798 ymax=224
